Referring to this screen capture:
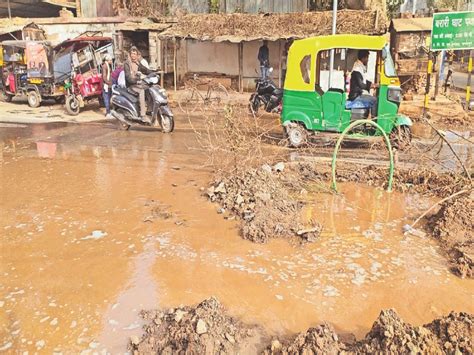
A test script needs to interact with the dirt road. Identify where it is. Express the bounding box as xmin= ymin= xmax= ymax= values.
xmin=1 ymin=111 xmax=472 ymax=353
